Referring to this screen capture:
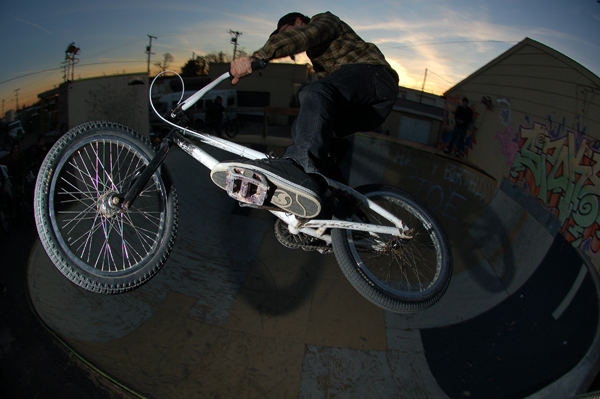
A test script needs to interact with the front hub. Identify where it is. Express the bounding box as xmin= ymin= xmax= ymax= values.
xmin=97 ymin=191 xmax=123 ymax=218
